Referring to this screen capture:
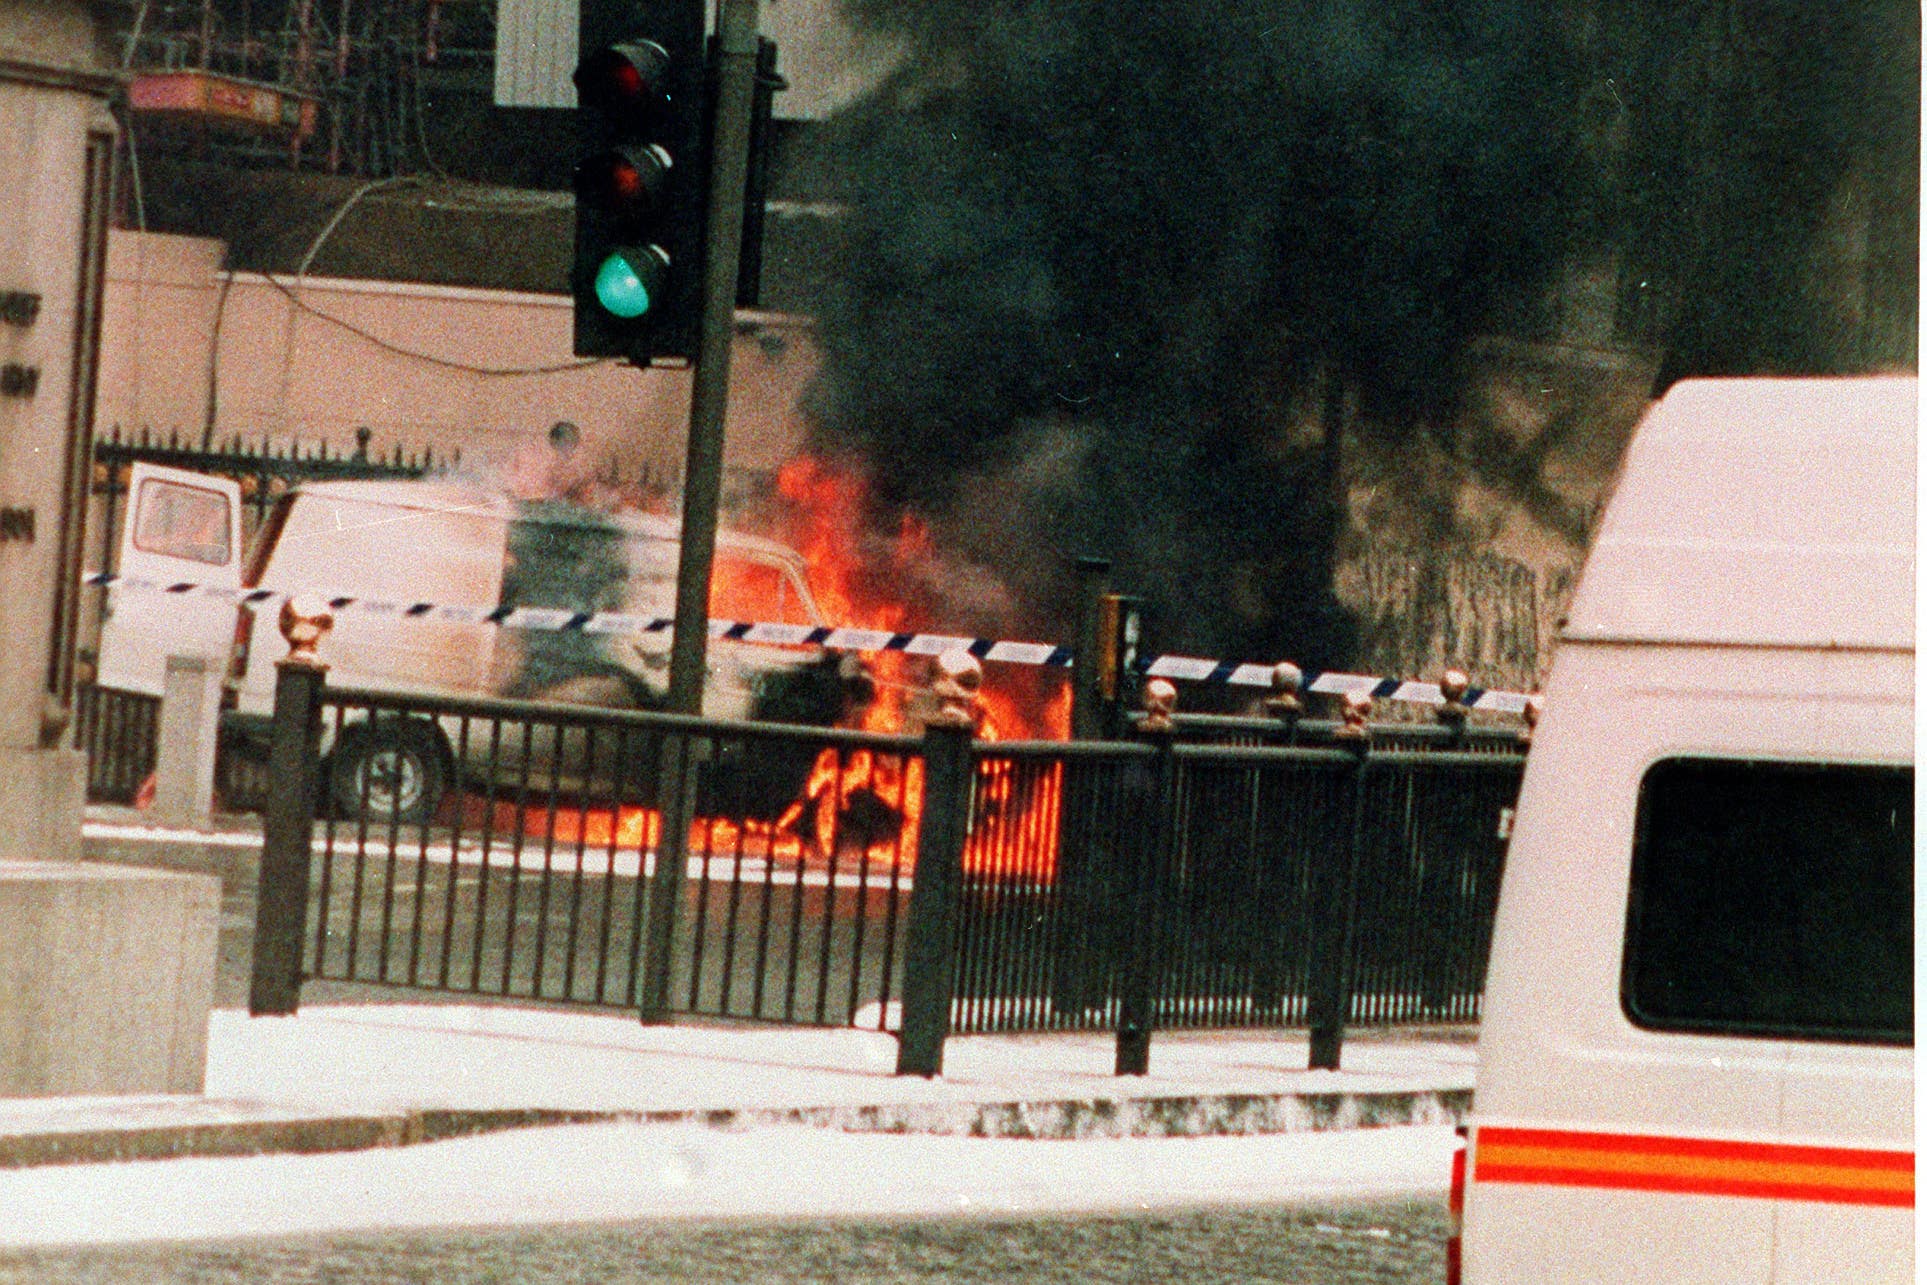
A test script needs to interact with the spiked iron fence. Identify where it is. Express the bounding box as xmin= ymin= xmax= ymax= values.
xmin=90 ymin=424 xmax=452 ymax=554
xmin=247 ymin=617 xmax=1526 ymax=1074
xmin=76 ymin=425 xmax=451 ymax=806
